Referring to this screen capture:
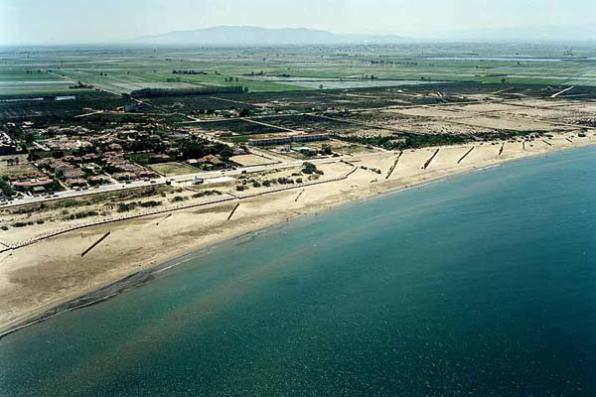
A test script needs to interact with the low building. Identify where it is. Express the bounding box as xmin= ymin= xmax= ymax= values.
xmin=46 ymin=140 xmax=93 ymax=153
xmin=61 ymin=167 xmax=86 ymax=180
xmin=249 ymin=136 xmax=292 ymax=146
xmin=108 ymin=143 xmax=123 ymax=152
xmin=138 ymin=170 xmax=157 ymax=179
xmin=65 ymin=178 xmax=87 ymax=188
xmin=188 ymin=155 xmax=224 ymax=168
xmin=198 ymin=155 xmax=223 ymax=166
xmin=87 ymin=175 xmax=110 ymax=186
xmin=88 ymin=176 xmax=109 ymax=186
xmin=150 ymin=154 xmax=171 ymax=162
xmin=293 ymin=134 xmax=329 ymax=143
xmin=112 ymin=172 xmax=135 ymax=181
xmin=12 ymin=177 xmax=54 ymax=192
